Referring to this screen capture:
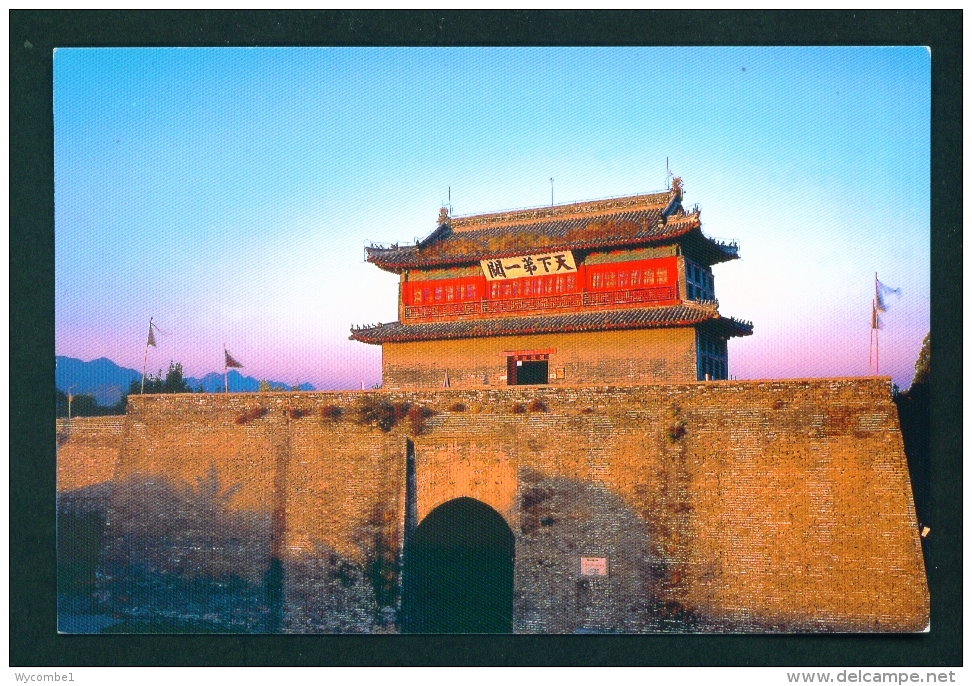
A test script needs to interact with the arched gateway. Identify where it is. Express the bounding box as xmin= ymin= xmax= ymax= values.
xmin=402 ymin=497 xmax=514 ymax=633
